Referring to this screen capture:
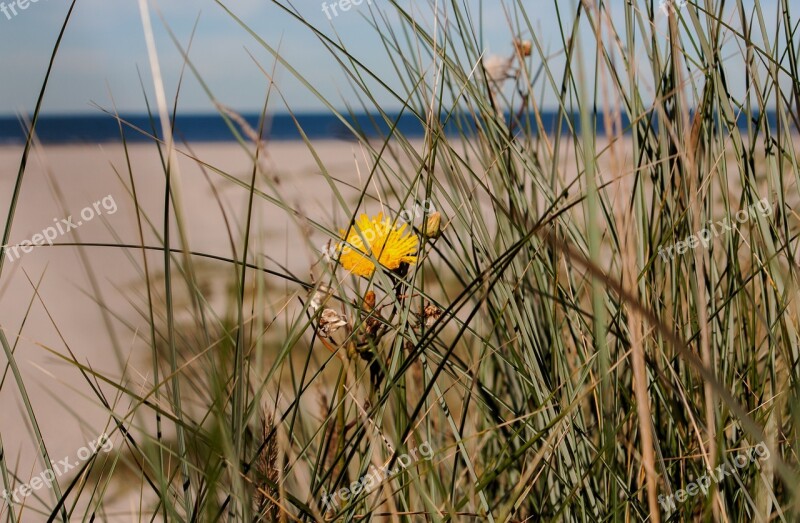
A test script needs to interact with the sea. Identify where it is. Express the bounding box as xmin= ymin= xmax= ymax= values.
xmin=0 ymin=111 xmax=782 ymax=144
